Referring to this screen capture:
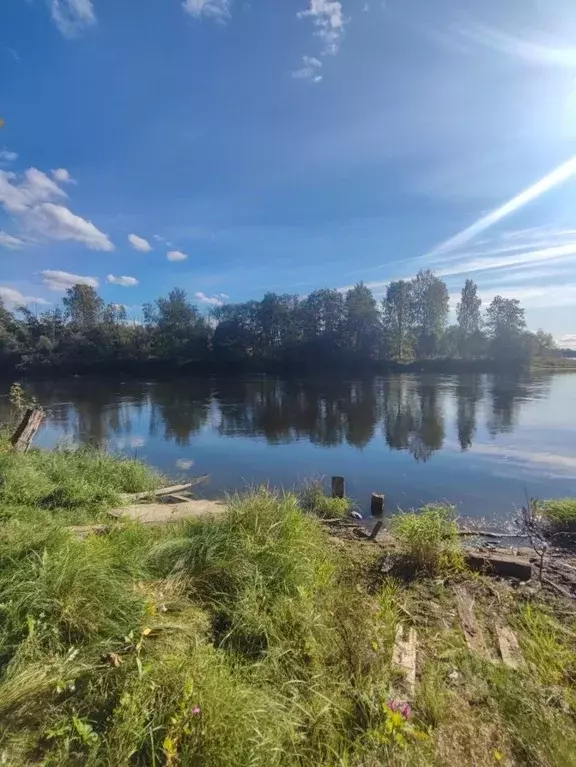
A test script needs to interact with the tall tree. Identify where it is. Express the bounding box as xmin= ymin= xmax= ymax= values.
xmin=410 ymin=270 xmax=449 ymax=358
xmin=344 ymin=282 xmax=382 ymax=358
xmin=63 ymin=285 xmax=105 ymax=330
xmin=485 ymin=296 xmax=527 ymax=359
xmin=144 ymin=288 xmax=209 ymax=363
xmin=382 ymin=280 xmax=413 ymax=360
xmin=456 ymin=279 xmax=484 ymax=357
